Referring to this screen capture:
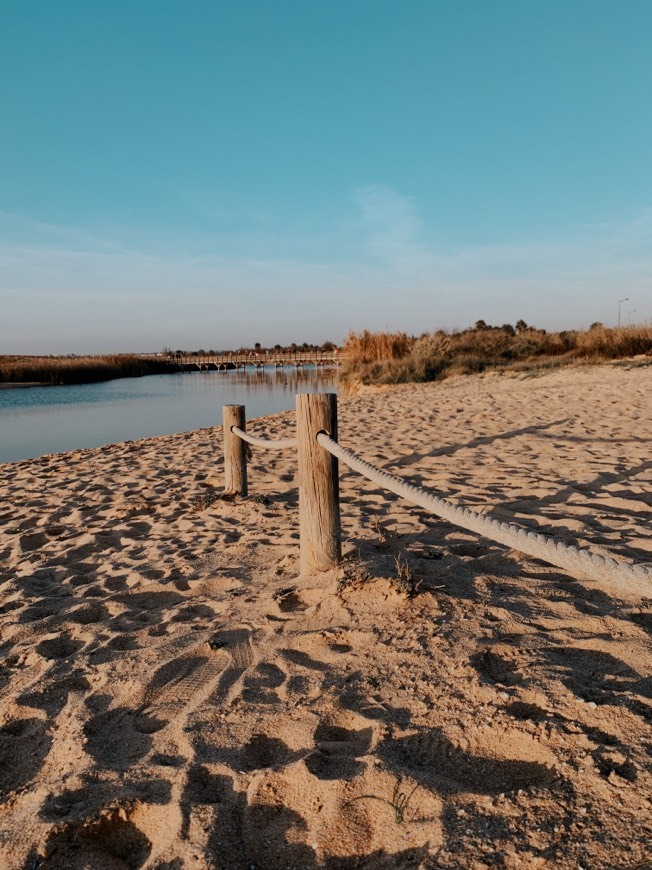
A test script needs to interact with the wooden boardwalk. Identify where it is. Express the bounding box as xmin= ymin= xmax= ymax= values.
xmin=172 ymin=351 xmax=341 ymax=372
